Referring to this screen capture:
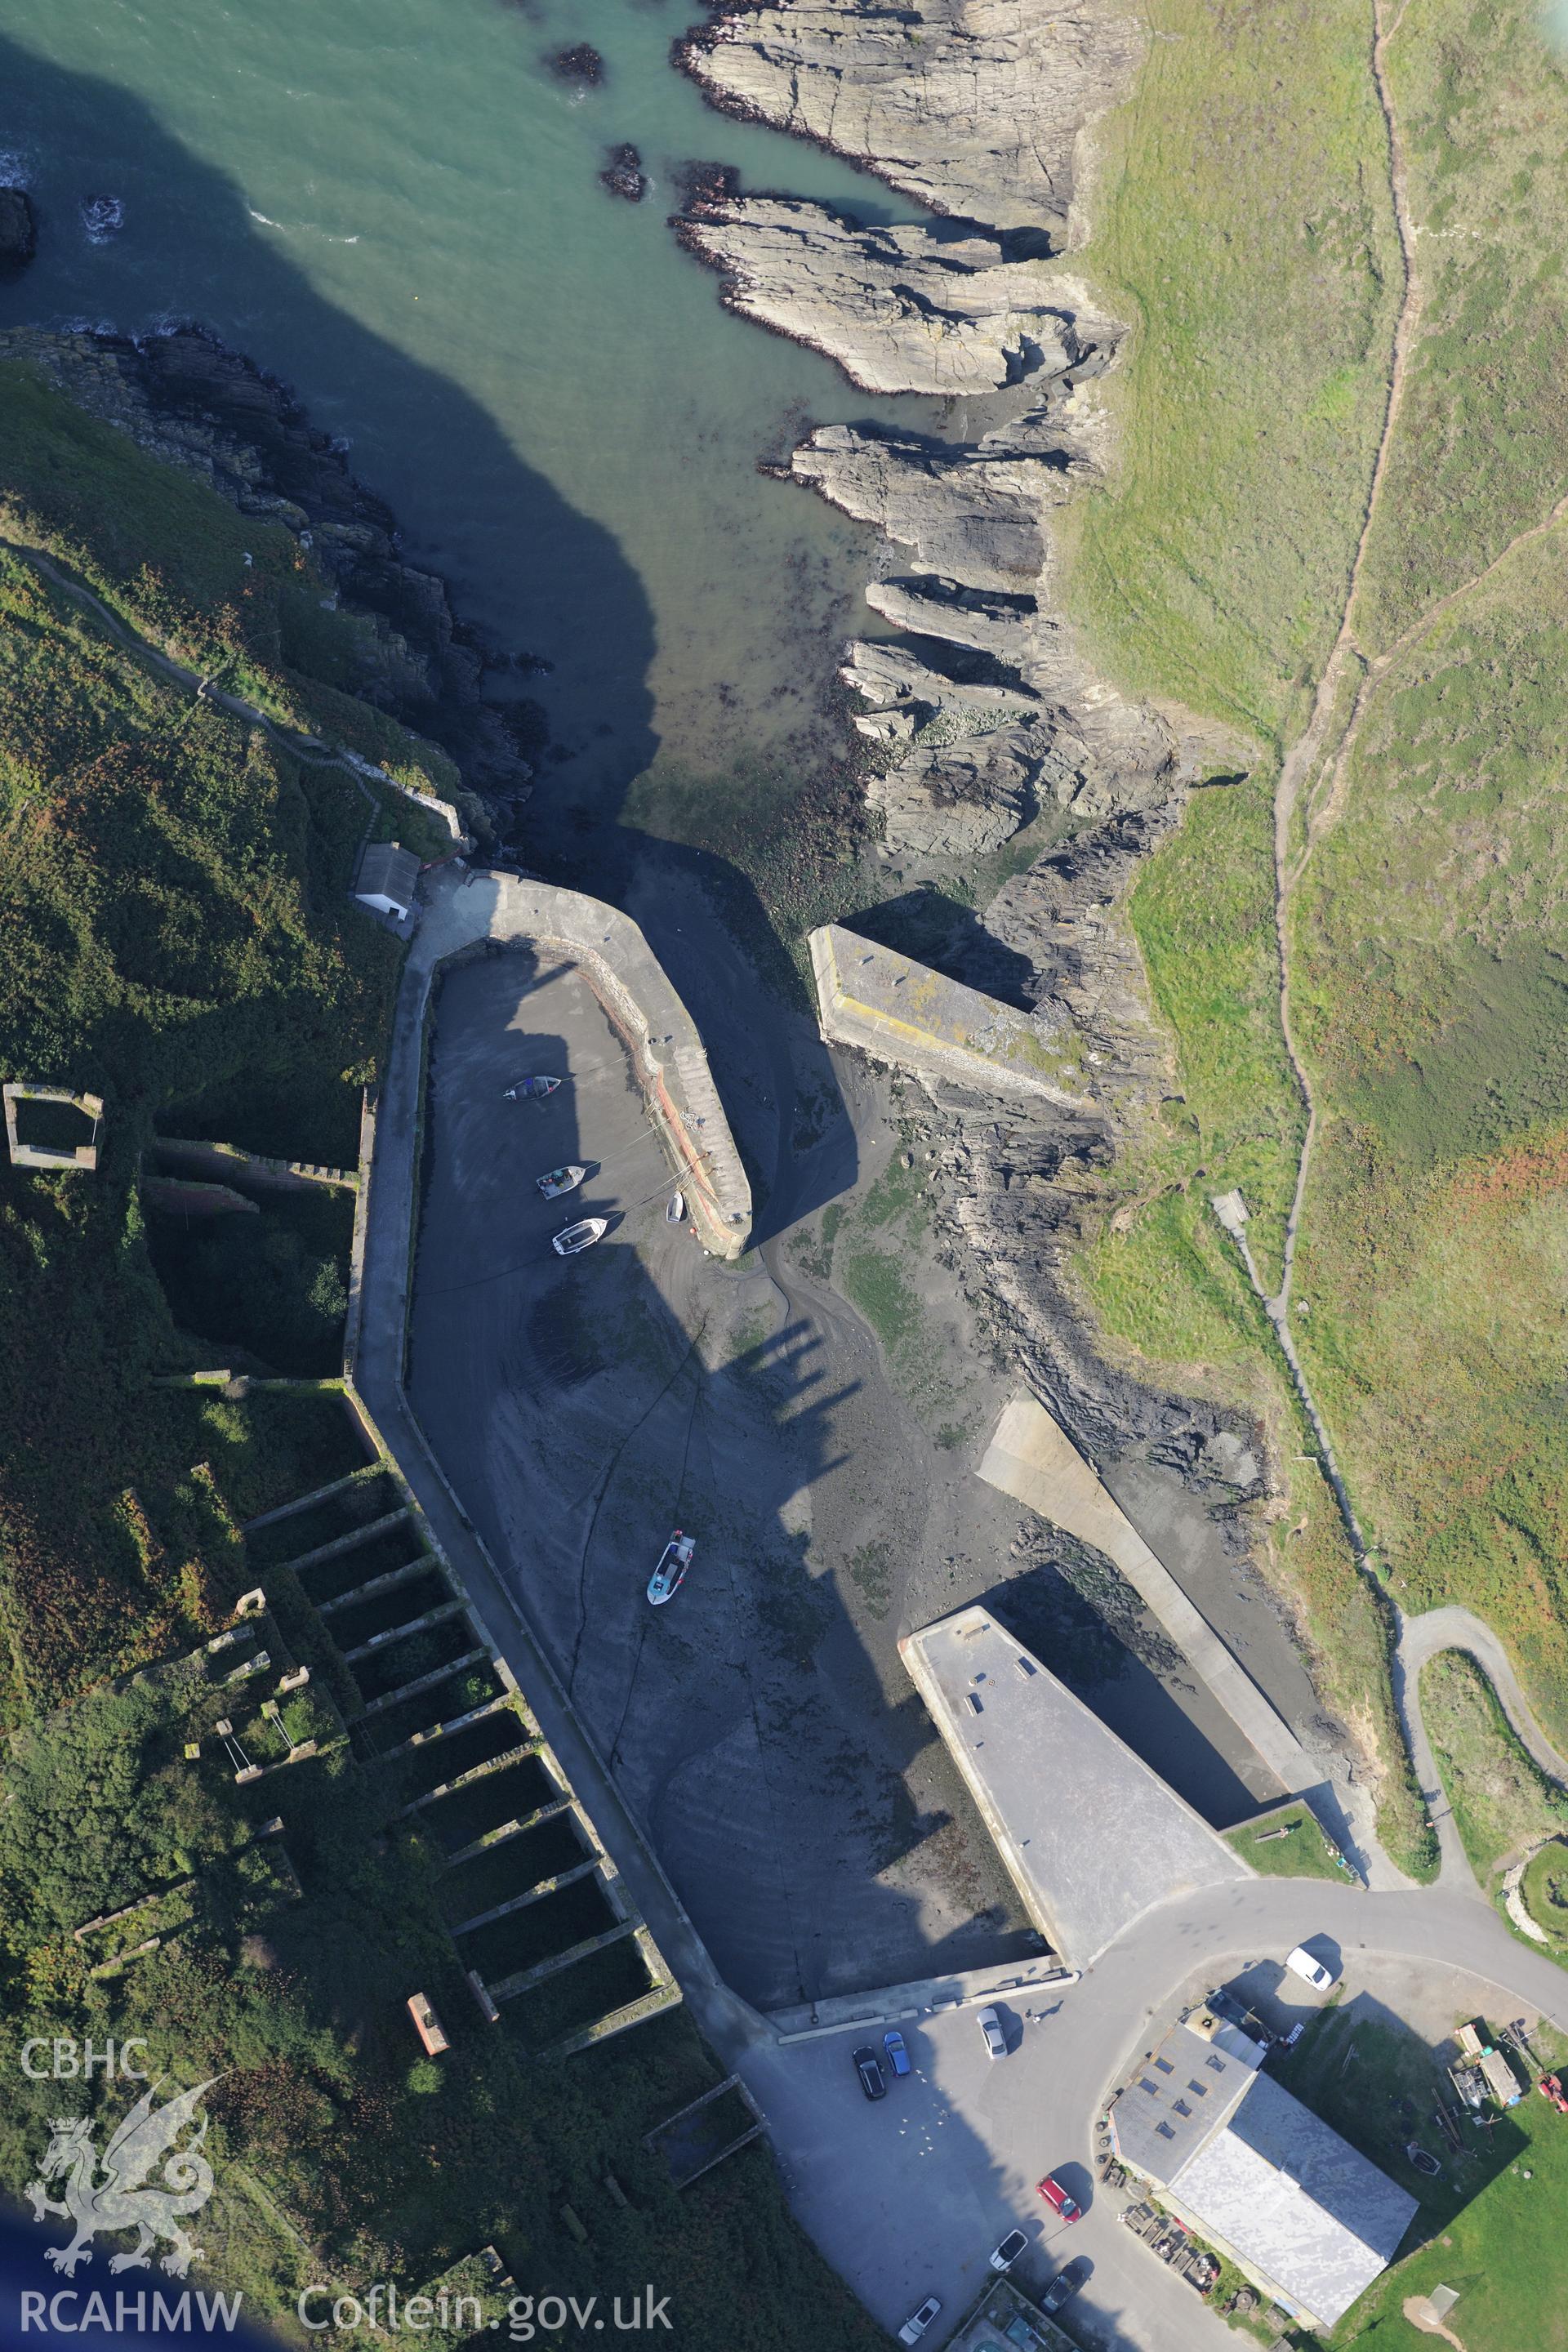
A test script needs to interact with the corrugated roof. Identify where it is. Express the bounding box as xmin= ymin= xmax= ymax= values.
xmin=355 ymin=840 xmax=420 ymax=903
xmin=1170 ymin=2070 xmax=1418 ymax=2328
